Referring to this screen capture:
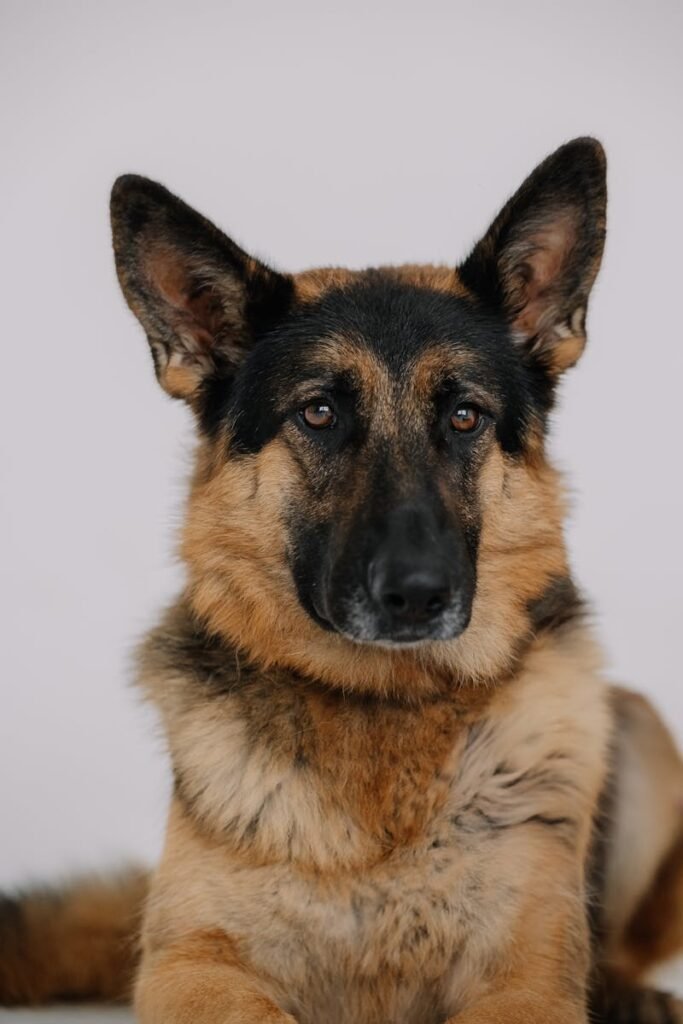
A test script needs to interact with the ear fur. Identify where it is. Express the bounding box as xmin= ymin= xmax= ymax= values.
xmin=110 ymin=176 xmax=293 ymax=401
xmin=459 ymin=137 xmax=607 ymax=374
